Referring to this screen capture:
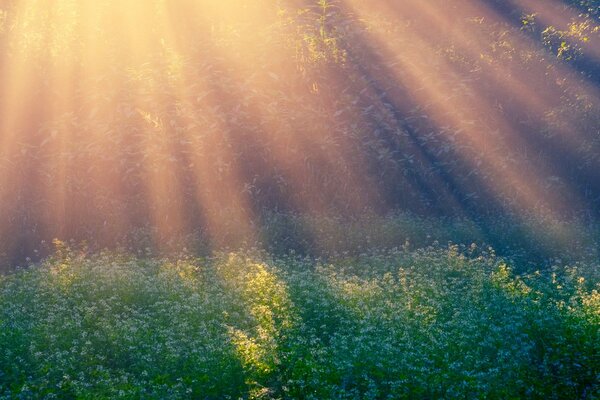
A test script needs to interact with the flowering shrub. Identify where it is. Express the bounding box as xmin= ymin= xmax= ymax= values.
xmin=1 ymin=247 xmax=598 ymax=399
